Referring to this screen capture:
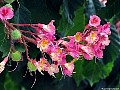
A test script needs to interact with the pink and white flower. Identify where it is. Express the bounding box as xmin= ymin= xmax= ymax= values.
xmin=0 ymin=53 xmax=10 ymax=74
xmin=62 ymin=61 xmax=74 ymax=76
xmin=38 ymin=20 xmax=56 ymax=35
xmin=46 ymin=64 xmax=59 ymax=76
